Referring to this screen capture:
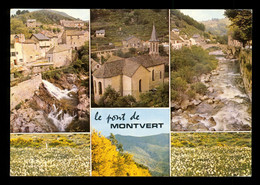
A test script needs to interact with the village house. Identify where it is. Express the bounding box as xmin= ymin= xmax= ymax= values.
xmin=172 ymin=28 xmax=180 ymax=35
xmin=46 ymin=45 xmax=72 ymax=67
xmin=10 ymin=34 xmax=26 ymax=67
xmin=22 ymin=39 xmax=40 ymax=64
xmin=95 ymin=30 xmax=105 ymax=37
xmin=41 ymin=30 xmax=59 ymax=47
xmin=60 ymin=19 xmax=85 ymax=28
xmin=92 ymin=24 xmax=168 ymax=103
xmin=122 ymin=36 xmax=143 ymax=50
xmin=61 ymin=29 xmax=89 ymax=50
xmin=30 ymin=33 xmax=51 ymax=57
